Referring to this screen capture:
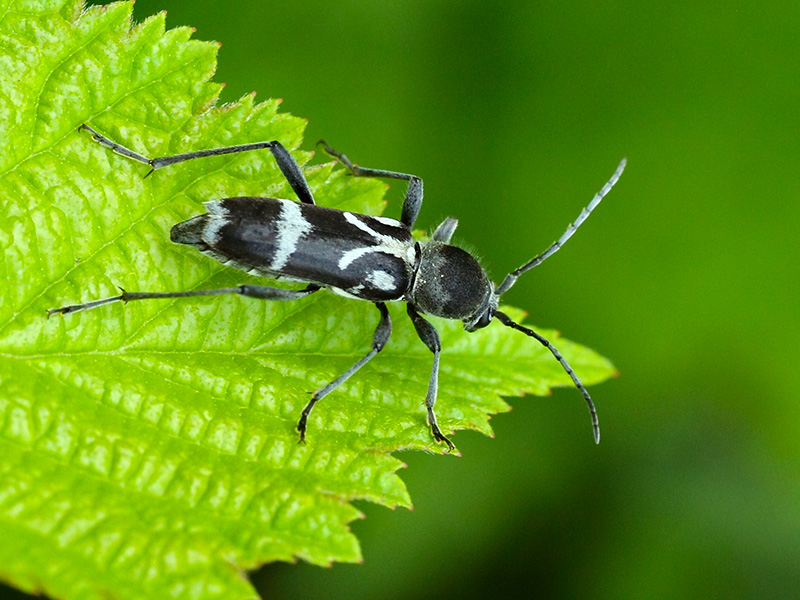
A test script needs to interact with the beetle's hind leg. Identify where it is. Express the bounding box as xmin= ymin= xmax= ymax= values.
xmin=79 ymin=124 xmax=316 ymax=204
xmin=48 ymin=284 xmax=320 ymax=316
xmin=317 ymin=140 xmax=424 ymax=229
xmin=297 ymin=303 xmax=392 ymax=442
